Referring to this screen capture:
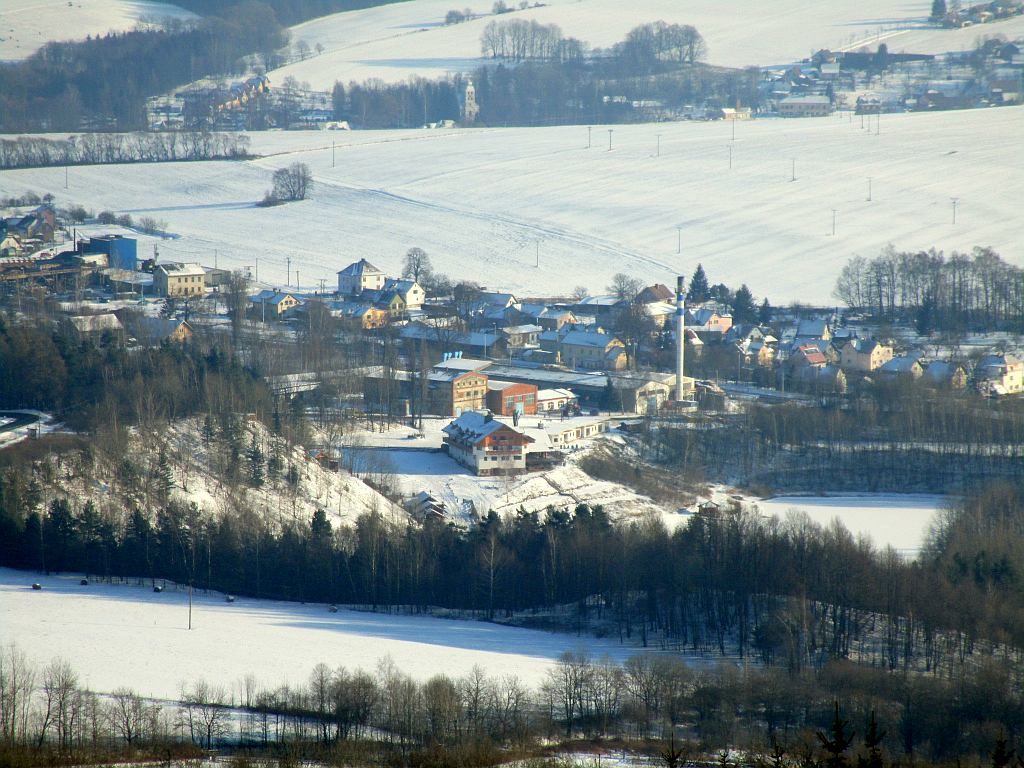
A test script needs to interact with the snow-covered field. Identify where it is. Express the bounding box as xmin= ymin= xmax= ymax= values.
xmin=754 ymin=494 xmax=945 ymax=556
xmin=0 ymin=567 xmax=636 ymax=699
xmin=0 ymin=0 xmax=197 ymax=62
xmin=4 ymin=107 xmax=1020 ymax=303
xmin=272 ymin=0 xmax=1024 ymax=88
